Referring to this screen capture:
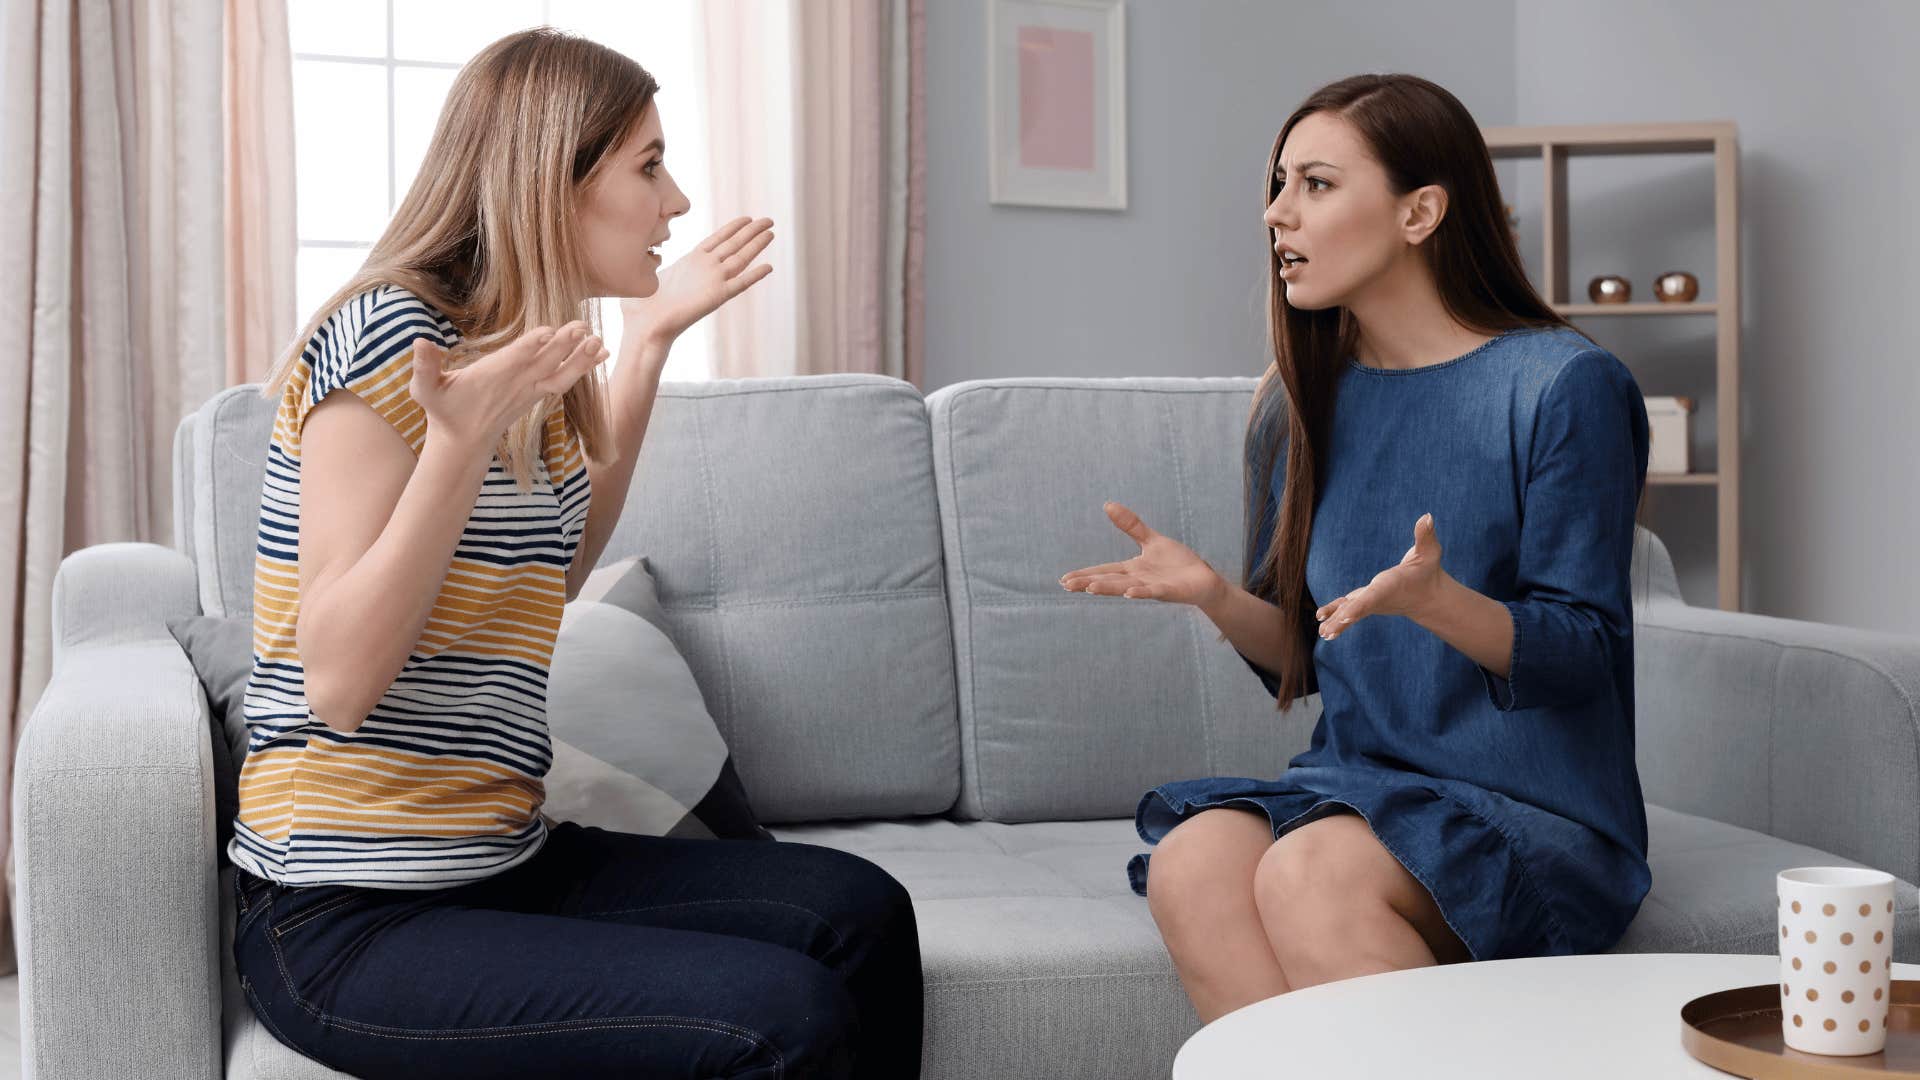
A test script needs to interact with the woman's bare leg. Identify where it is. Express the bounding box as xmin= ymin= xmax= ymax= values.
xmin=1145 ymin=808 xmax=1293 ymax=1022
xmin=1253 ymin=811 xmax=1472 ymax=991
